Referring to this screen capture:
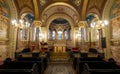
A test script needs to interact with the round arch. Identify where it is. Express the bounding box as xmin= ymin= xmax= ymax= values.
xmin=102 ymin=0 xmax=115 ymax=59
xmin=6 ymin=0 xmax=18 ymax=20
xmin=6 ymin=0 xmax=18 ymax=58
xmin=42 ymin=2 xmax=80 ymax=17
xmin=41 ymin=2 xmax=80 ymax=25
xmin=45 ymin=13 xmax=76 ymax=46
xmin=19 ymin=7 xmax=34 ymax=18
xmin=86 ymin=13 xmax=100 ymax=27
xmin=87 ymin=13 xmax=99 ymax=19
